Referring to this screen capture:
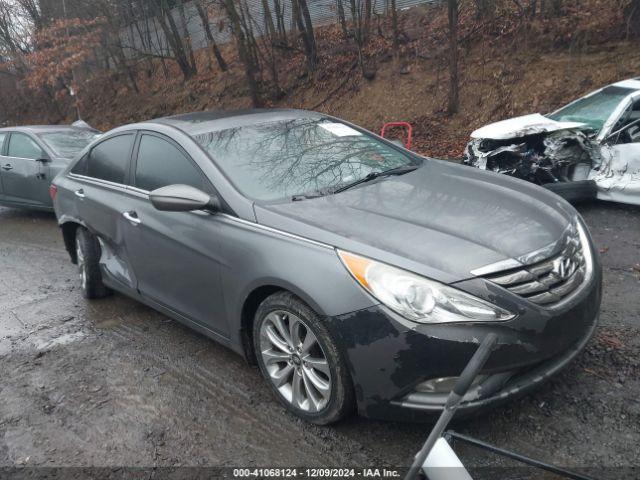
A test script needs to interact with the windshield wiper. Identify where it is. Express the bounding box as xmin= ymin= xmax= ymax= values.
xmin=291 ymin=186 xmax=335 ymax=202
xmin=332 ymin=165 xmax=419 ymax=194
